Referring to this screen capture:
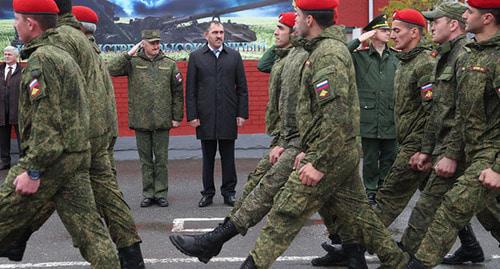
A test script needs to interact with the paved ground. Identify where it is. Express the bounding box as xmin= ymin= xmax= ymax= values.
xmin=0 ymin=158 xmax=498 ymax=268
